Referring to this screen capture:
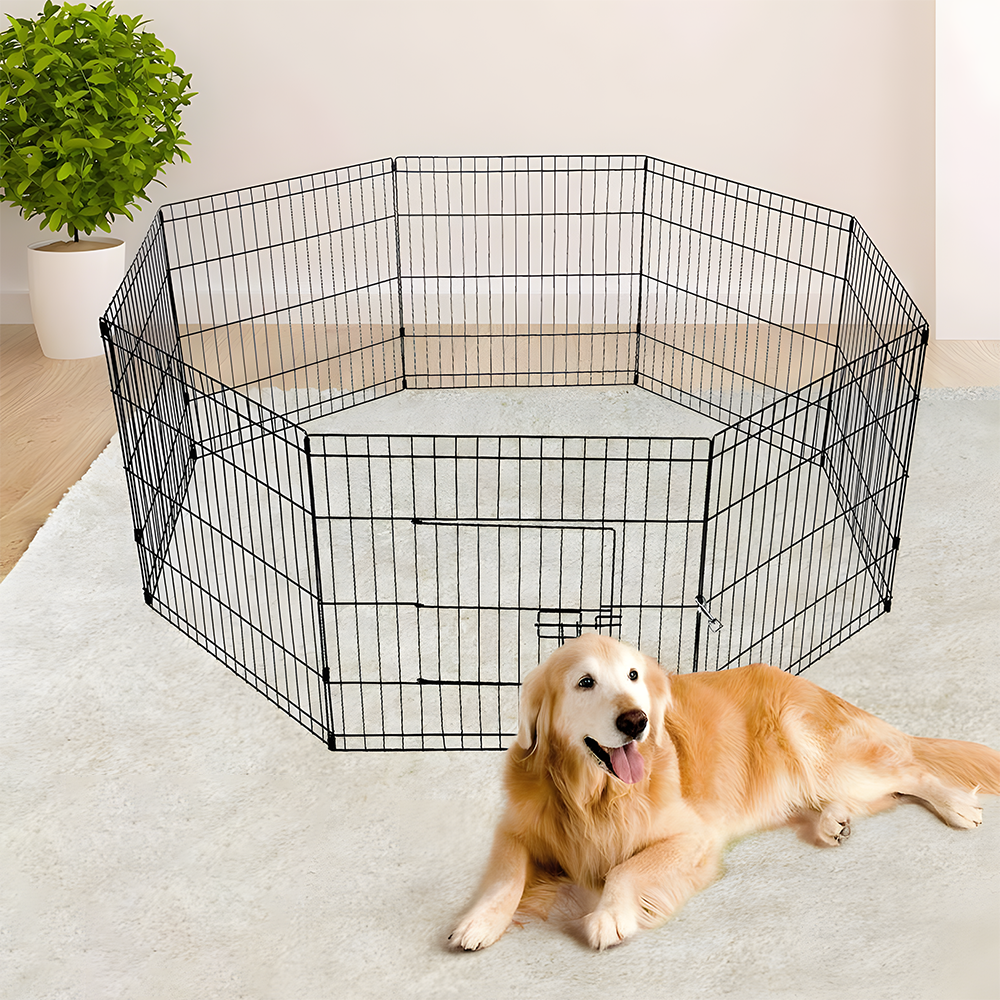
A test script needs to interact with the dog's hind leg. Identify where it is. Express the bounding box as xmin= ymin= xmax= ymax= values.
xmin=450 ymin=826 xmax=530 ymax=951
xmin=582 ymin=832 xmax=722 ymax=950
xmin=892 ymin=775 xmax=984 ymax=830
xmin=897 ymin=736 xmax=1000 ymax=829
